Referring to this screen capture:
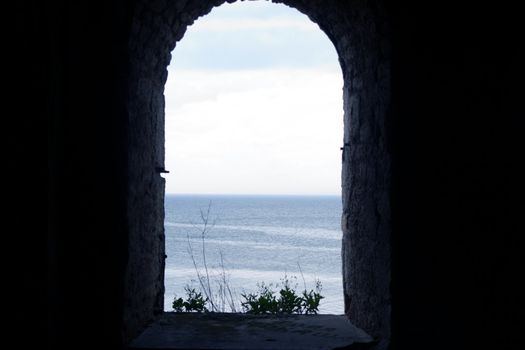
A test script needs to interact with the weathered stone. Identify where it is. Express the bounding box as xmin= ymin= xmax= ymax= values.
xmin=130 ymin=313 xmax=374 ymax=350
xmin=39 ymin=0 xmax=524 ymax=348
xmin=125 ymin=1 xmax=391 ymax=348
